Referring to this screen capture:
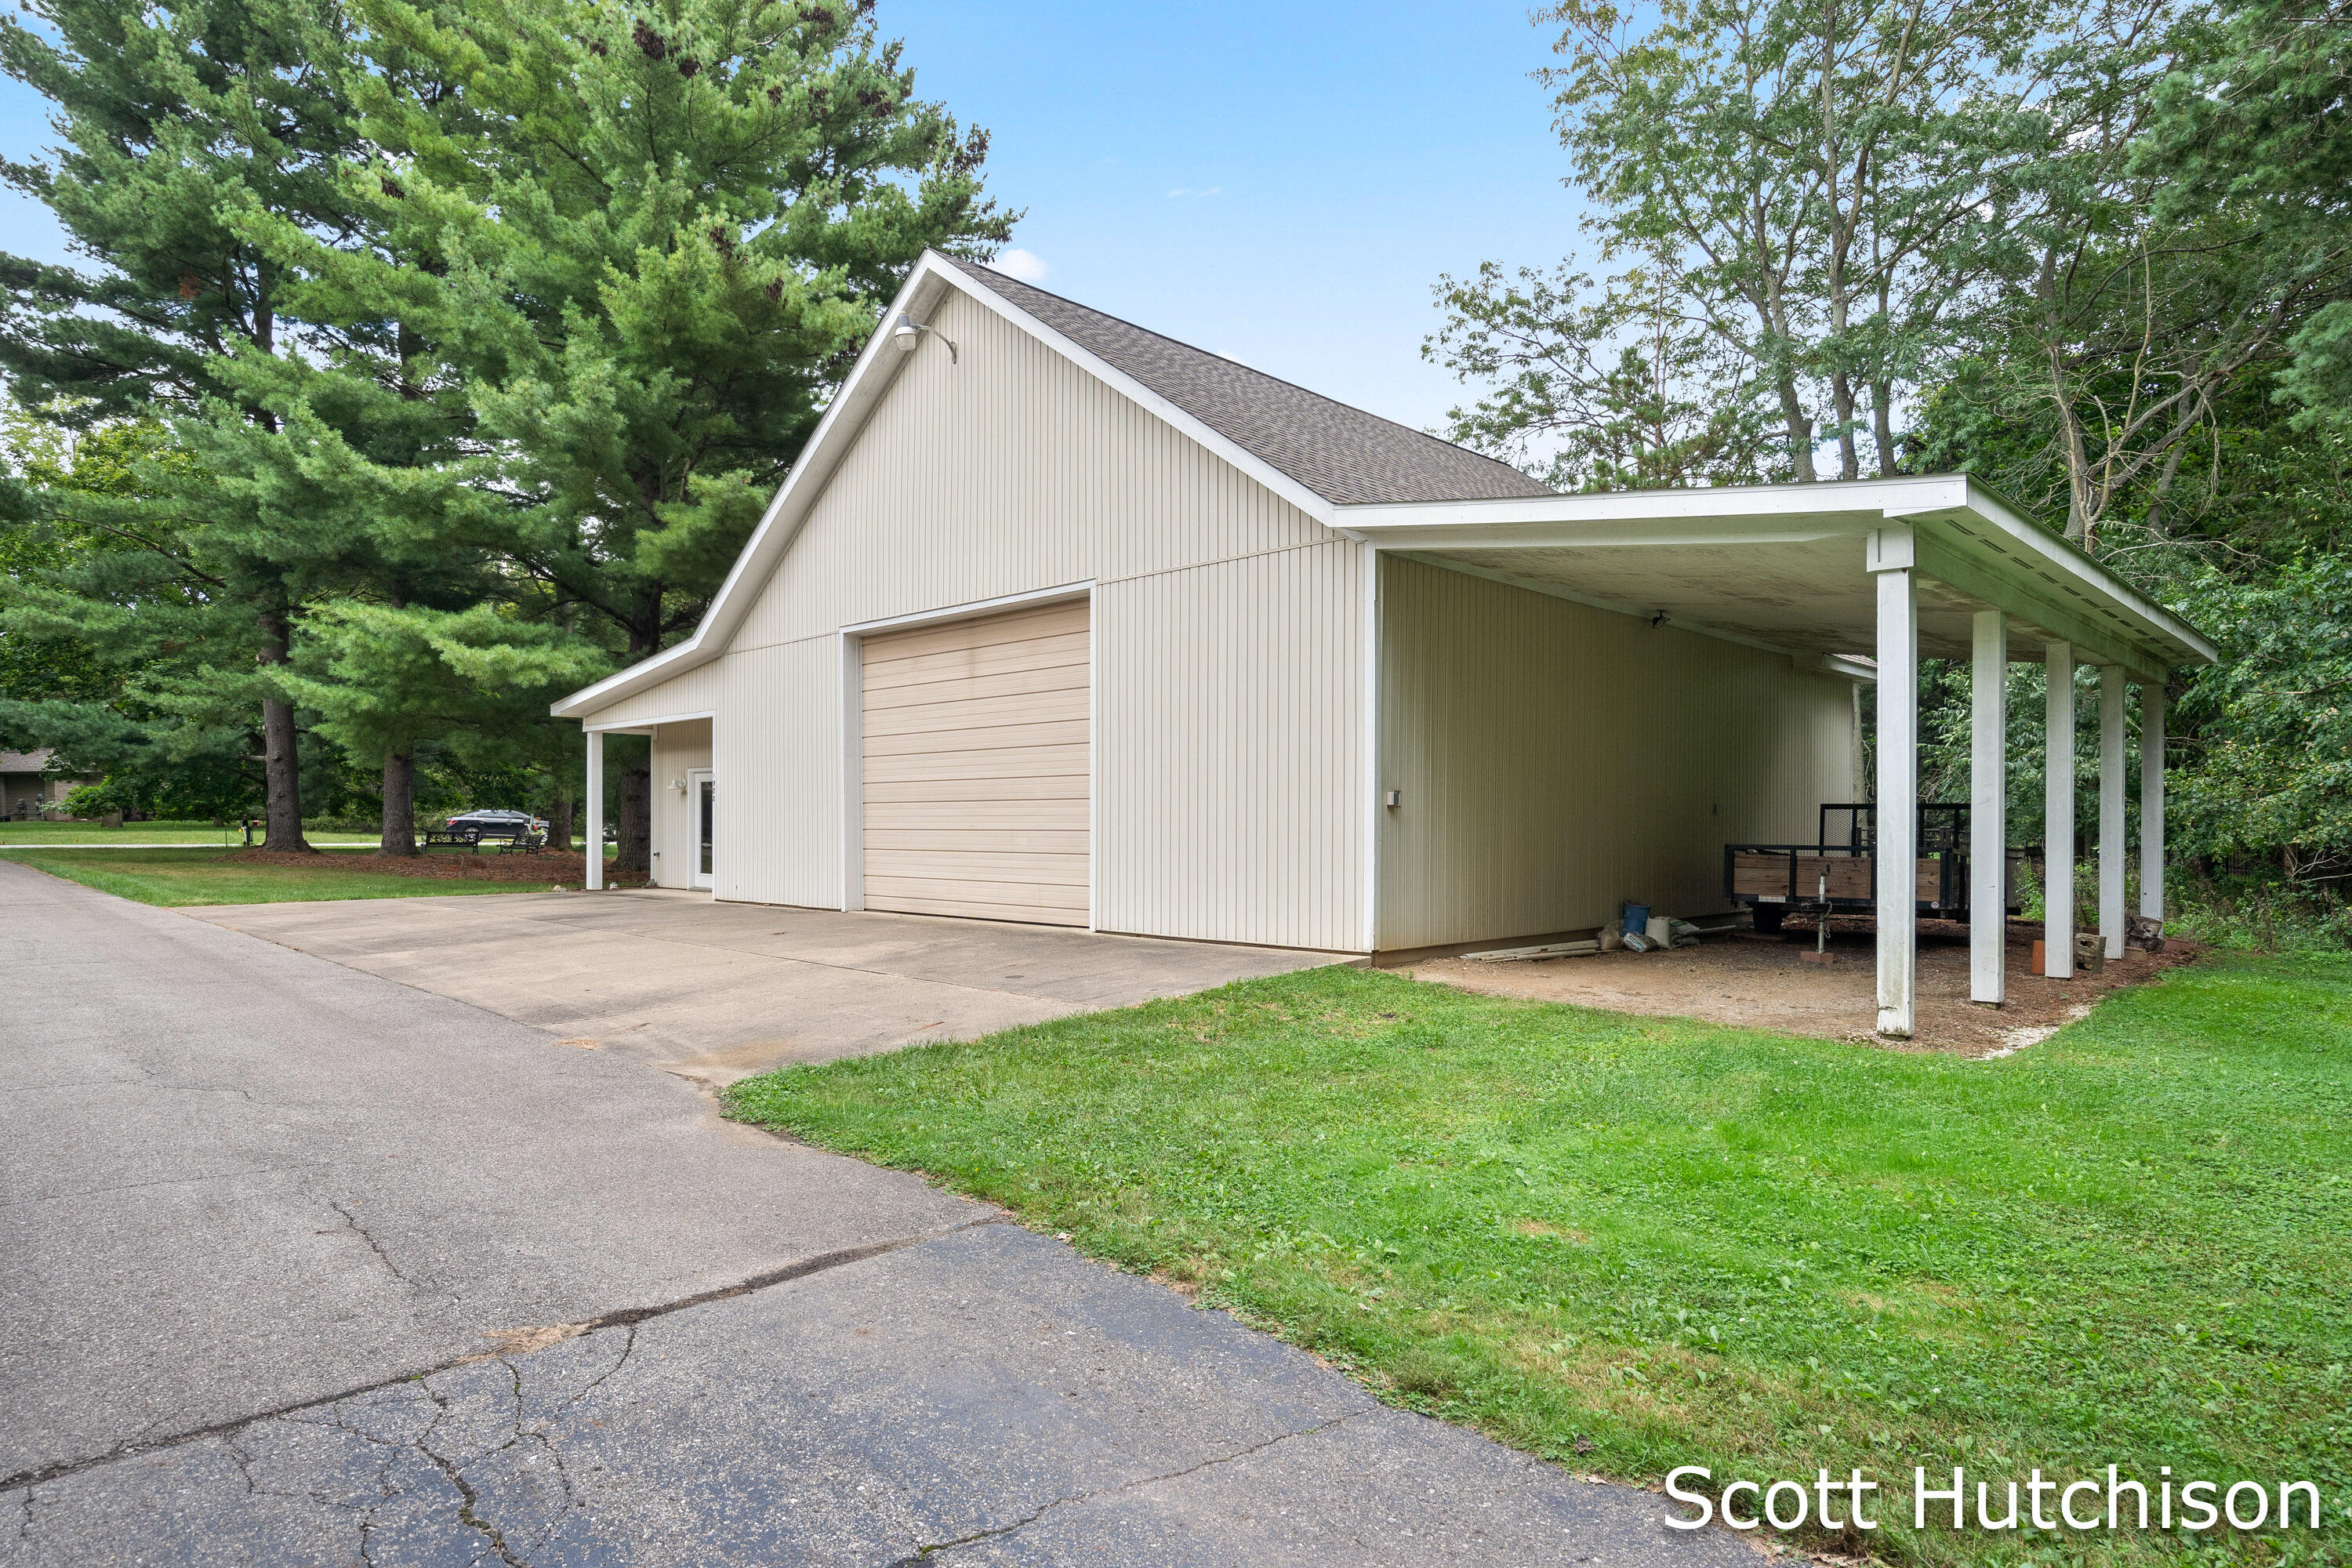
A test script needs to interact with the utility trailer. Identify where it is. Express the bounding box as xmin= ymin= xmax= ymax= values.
xmin=1724 ymin=804 xmax=2024 ymax=933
